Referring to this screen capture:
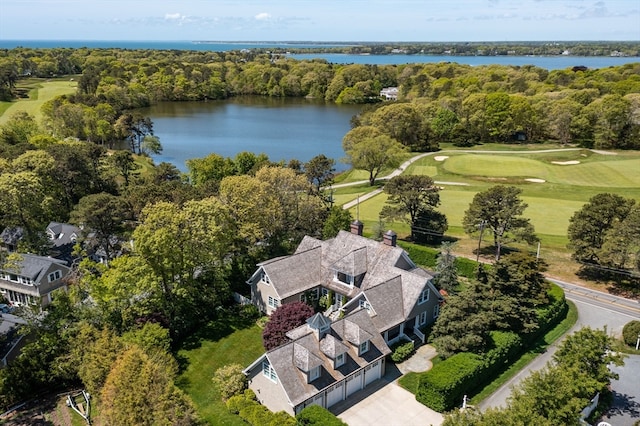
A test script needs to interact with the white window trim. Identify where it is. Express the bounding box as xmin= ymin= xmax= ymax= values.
xmin=334 ymin=271 xmax=354 ymax=287
xmin=309 ymin=365 xmax=321 ymax=382
xmin=335 ymin=352 xmax=345 ymax=368
xmin=261 ymin=270 xmax=271 ymax=285
xmin=48 ymin=270 xmax=62 ymax=283
xmin=419 ymin=311 xmax=428 ymax=326
xmin=359 ymin=299 xmax=372 ymax=313
xmin=268 ymin=296 xmax=280 ymax=309
xmin=433 ymin=304 xmax=440 ymax=319
xmin=359 ymin=340 xmax=369 ymax=355
xmin=262 ymin=360 xmax=278 ymax=383
xmin=418 ymin=289 xmax=430 ymax=304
